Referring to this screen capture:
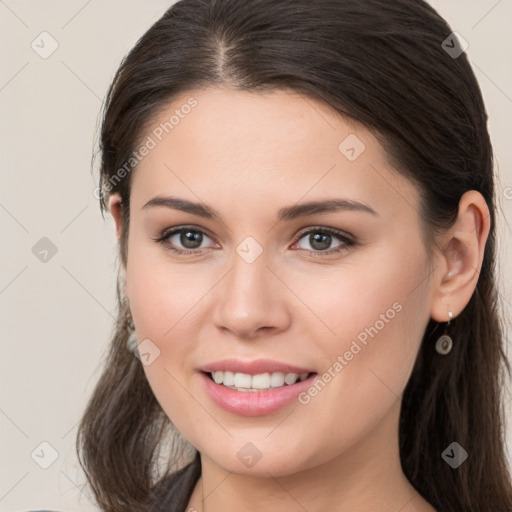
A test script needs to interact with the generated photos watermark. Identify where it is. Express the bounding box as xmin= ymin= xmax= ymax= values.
xmin=298 ymin=301 xmax=403 ymax=405
xmin=93 ymin=97 xmax=198 ymax=200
